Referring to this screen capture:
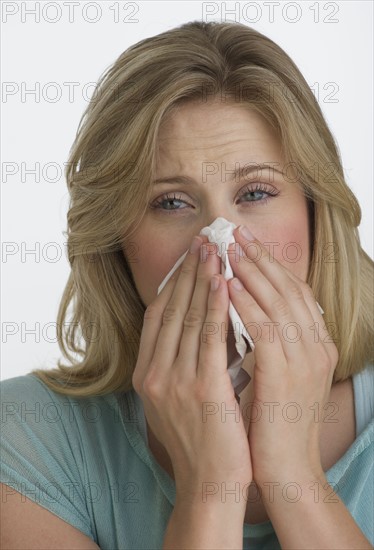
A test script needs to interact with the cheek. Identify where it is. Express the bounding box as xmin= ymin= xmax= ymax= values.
xmin=256 ymin=215 xmax=309 ymax=280
xmin=126 ymin=236 xmax=188 ymax=305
